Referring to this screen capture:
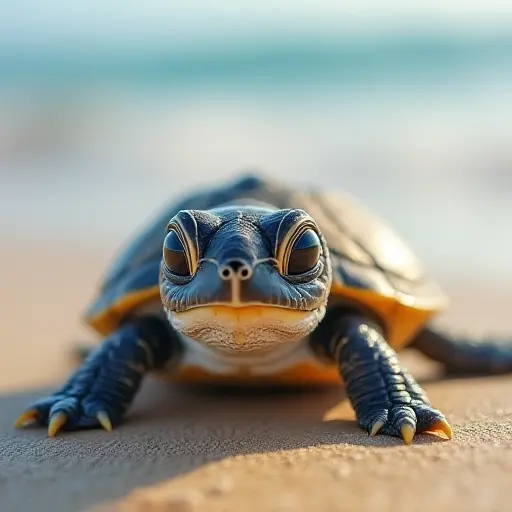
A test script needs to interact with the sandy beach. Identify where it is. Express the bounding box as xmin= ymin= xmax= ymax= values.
xmin=1 ymin=3 xmax=512 ymax=509
xmin=0 ymin=246 xmax=511 ymax=512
